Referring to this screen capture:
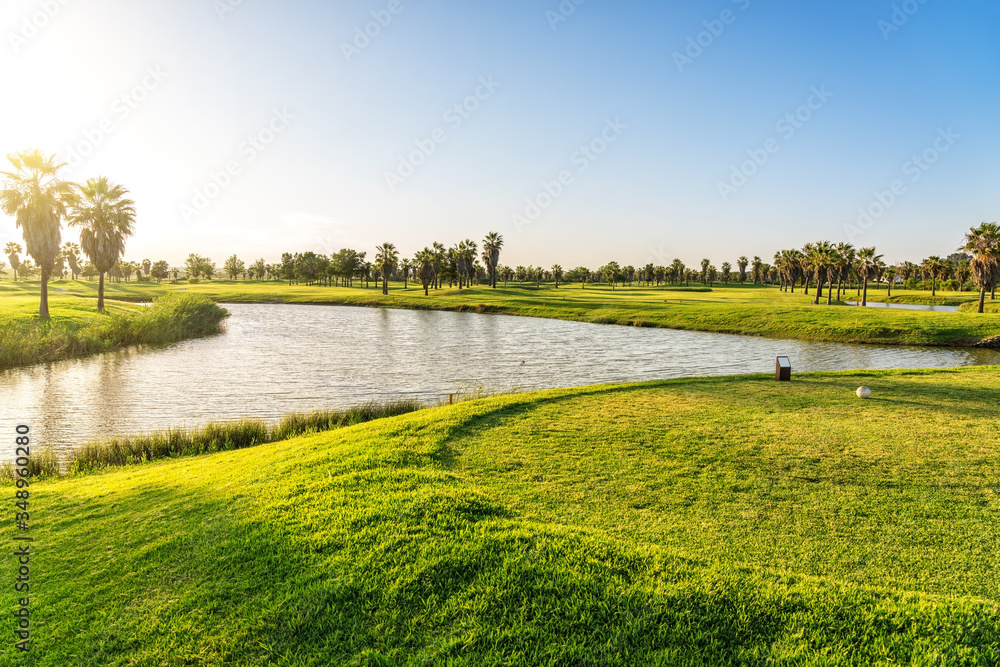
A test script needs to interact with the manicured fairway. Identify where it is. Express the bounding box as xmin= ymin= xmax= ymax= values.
xmin=12 ymin=367 xmax=1000 ymax=665
xmin=4 ymin=278 xmax=999 ymax=348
